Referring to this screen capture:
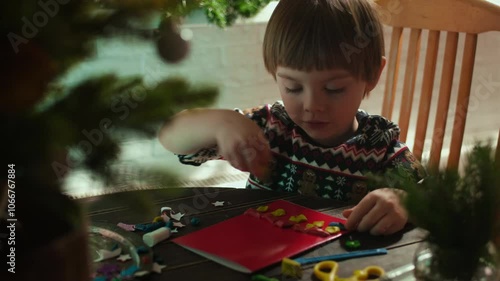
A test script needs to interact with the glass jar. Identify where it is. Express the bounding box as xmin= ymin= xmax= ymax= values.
xmin=413 ymin=241 xmax=499 ymax=281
